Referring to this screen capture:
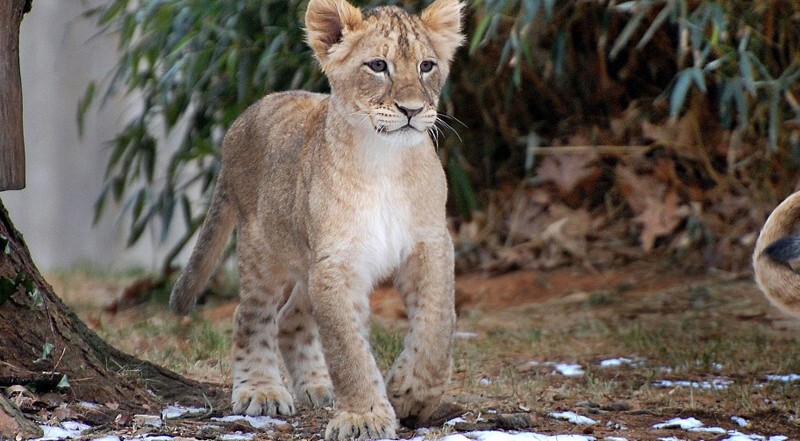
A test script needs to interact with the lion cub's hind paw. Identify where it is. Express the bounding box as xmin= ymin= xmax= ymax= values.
xmin=298 ymin=383 xmax=335 ymax=408
xmin=324 ymin=411 xmax=397 ymax=440
xmin=232 ymin=386 xmax=295 ymax=417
